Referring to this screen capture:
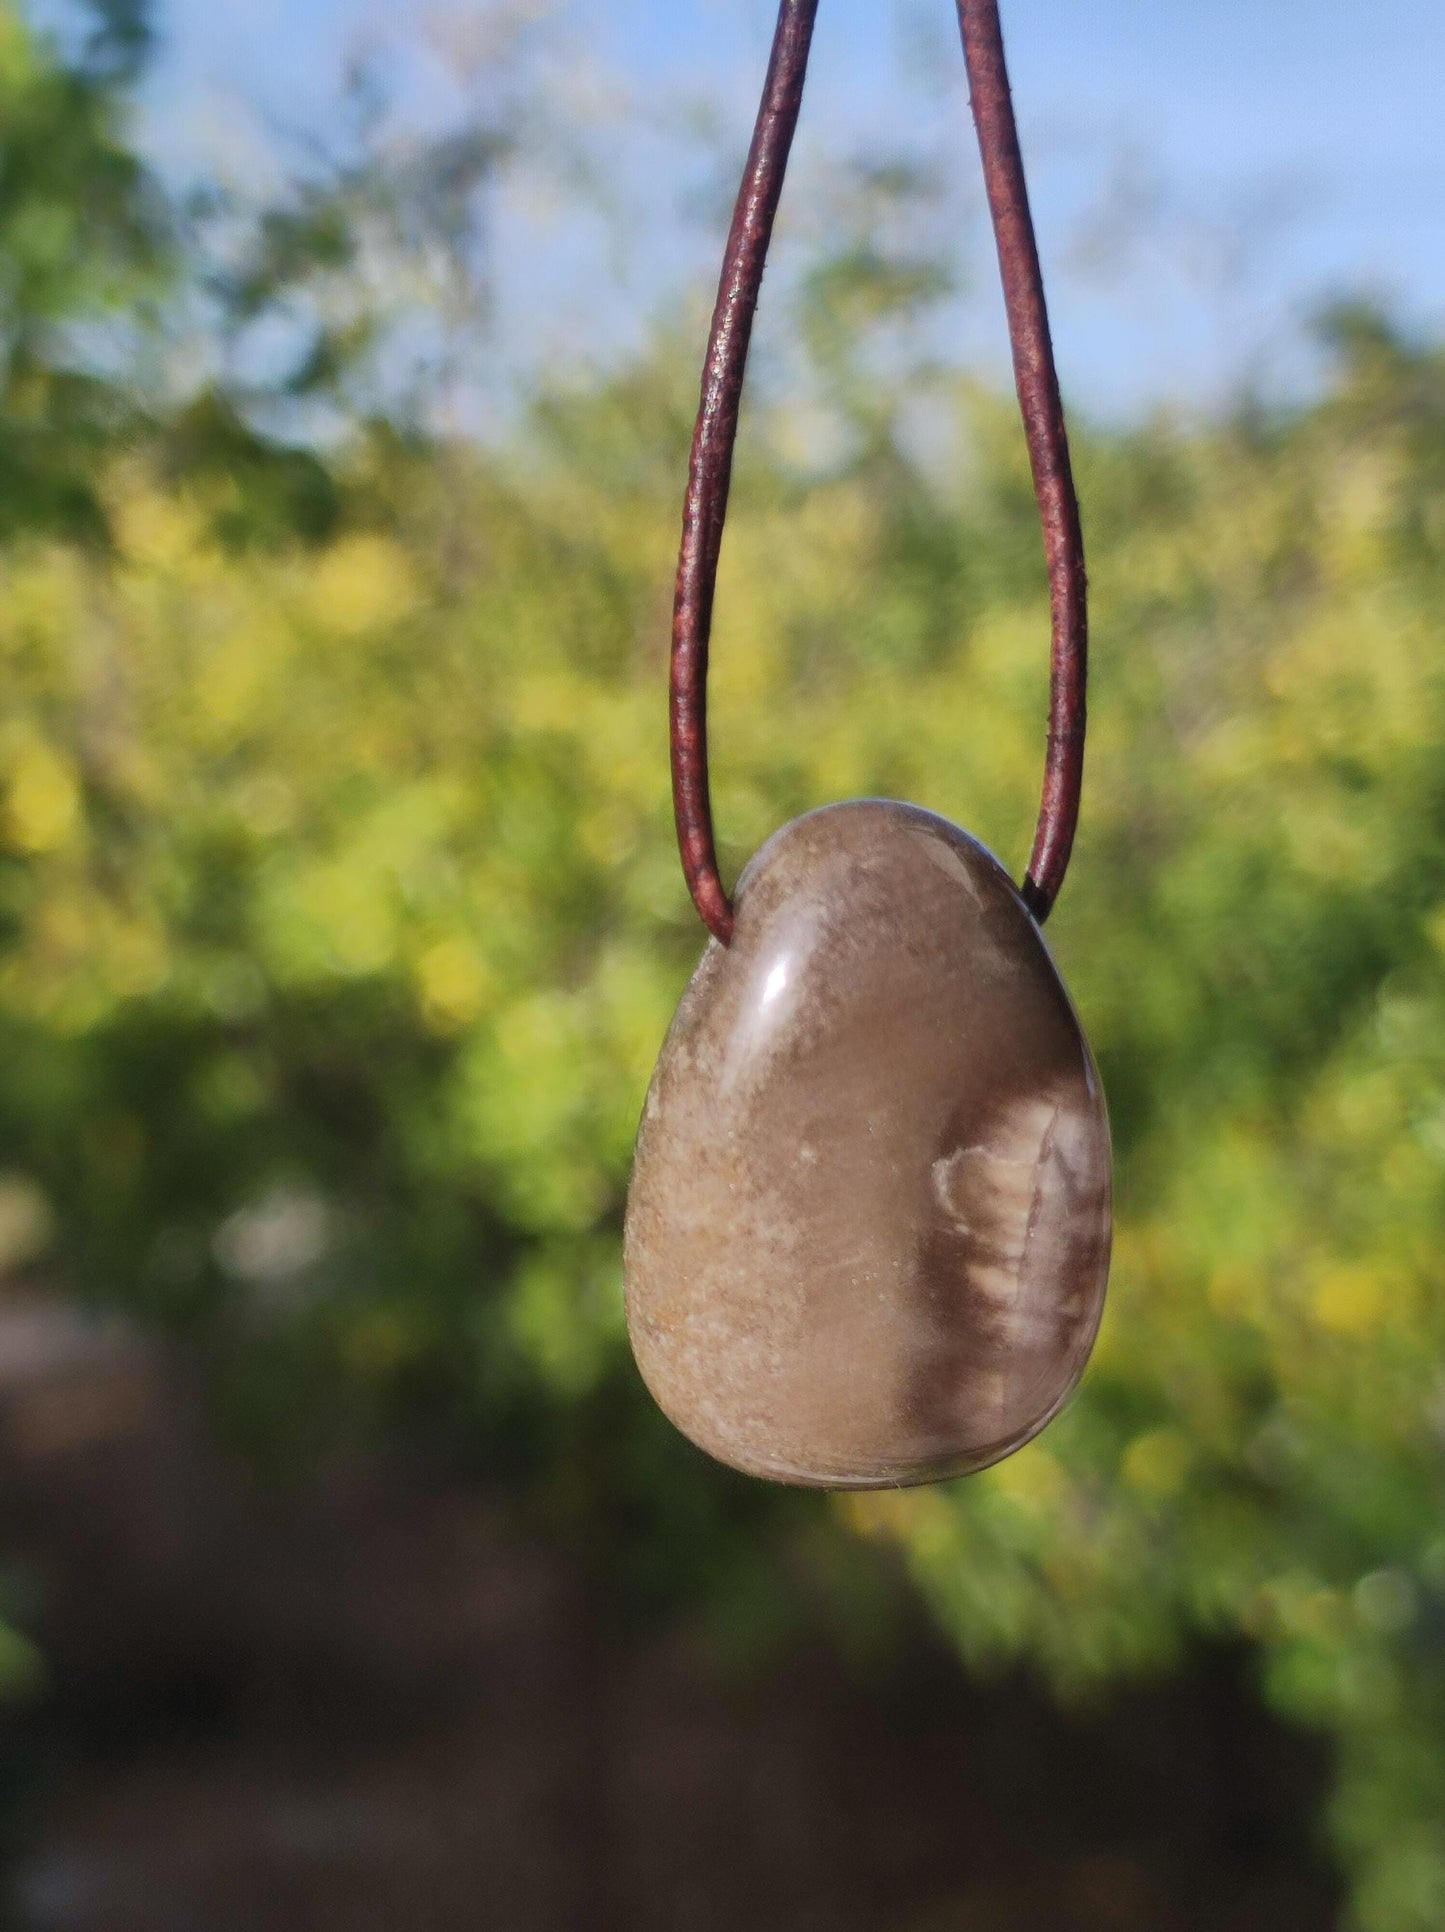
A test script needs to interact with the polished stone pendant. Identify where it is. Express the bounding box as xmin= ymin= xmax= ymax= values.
xmin=624 ymin=800 xmax=1112 ymax=1489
